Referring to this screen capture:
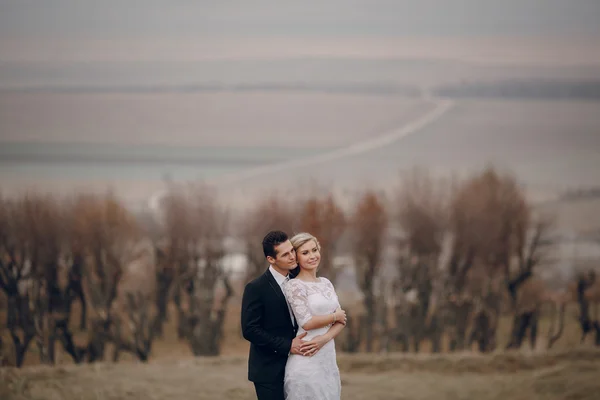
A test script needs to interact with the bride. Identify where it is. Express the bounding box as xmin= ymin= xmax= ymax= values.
xmin=282 ymin=232 xmax=346 ymax=400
